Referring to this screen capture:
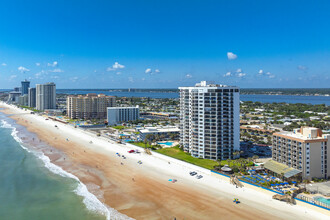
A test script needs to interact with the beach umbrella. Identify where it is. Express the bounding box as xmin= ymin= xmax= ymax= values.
xmin=276 ymin=183 xmax=280 ymax=186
